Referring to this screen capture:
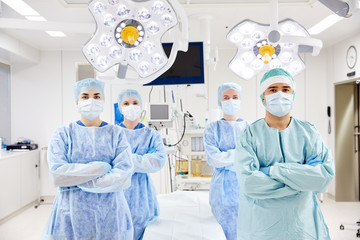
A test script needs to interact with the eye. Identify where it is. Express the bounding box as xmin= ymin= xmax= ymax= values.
xmin=233 ymin=96 xmax=238 ymax=100
xmin=81 ymin=95 xmax=88 ymax=99
xmin=94 ymin=95 xmax=101 ymax=99
xmin=223 ymin=96 xmax=229 ymax=100
xmin=124 ymin=102 xmax=129 ymax=106
xmin=283 ymin=89 xmax=290 ymax=93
